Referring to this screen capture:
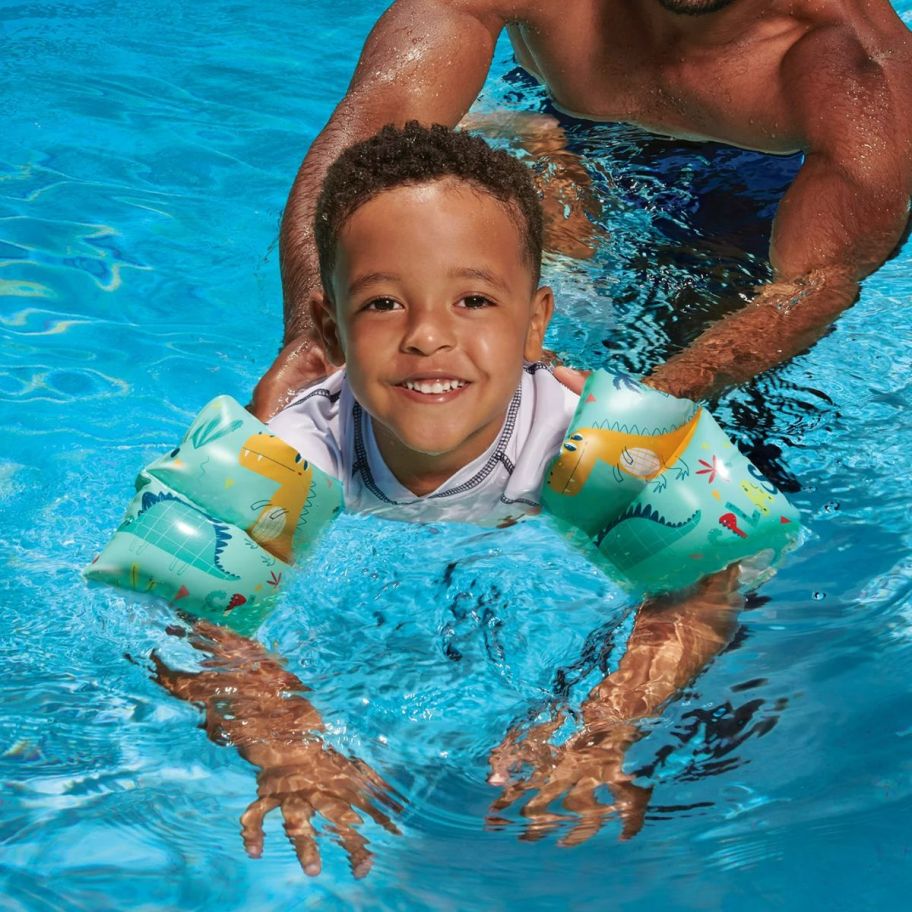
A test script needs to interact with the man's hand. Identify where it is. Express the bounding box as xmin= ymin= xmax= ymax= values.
xmin=249 ymin=333 xmax=334 ymax=421
xmin=462 ymin=111 xmax=603 ymax=259
xmin=487 ymin=710 xmax=651 ymax=844
xmin=151 ymin=621 xmax=402 ymax=877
